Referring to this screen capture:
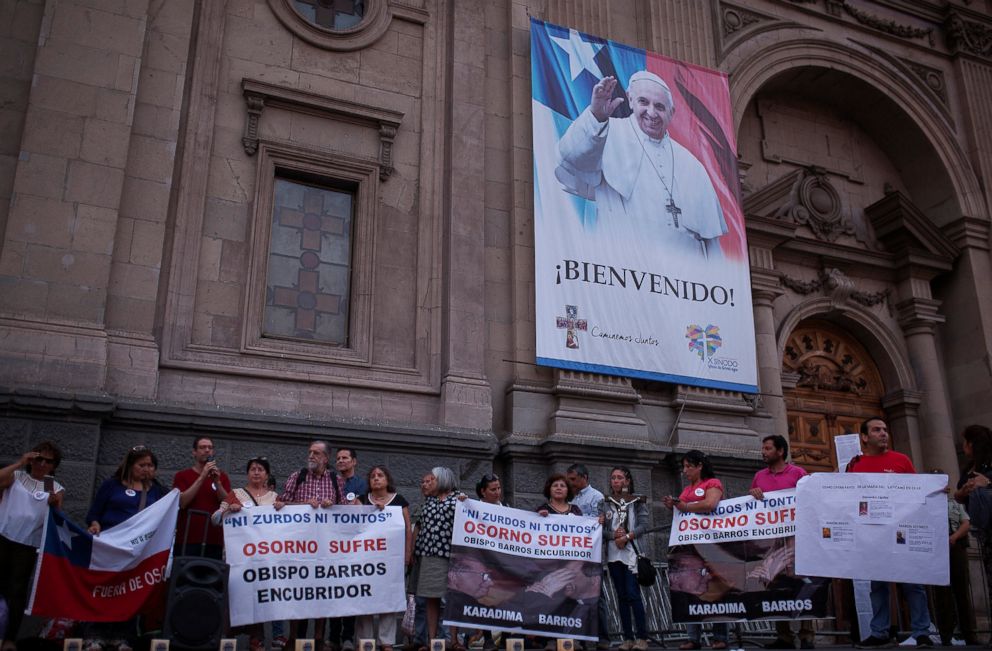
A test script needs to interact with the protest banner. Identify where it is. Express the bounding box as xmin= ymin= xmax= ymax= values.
xmin=668 ymin=490 xmax=829 ymax=622
xmin=28 ymin=489 xmax=179 ymax=621
xmin=442 ymin=499 xmax=602 ymax=640
xmin=531 ymin=18 xmax=757 ymax=393
xmin=222 ymin=504 xmax=406 ymax=626
xmin=795 ymin=473 xmax=949 ymax=585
